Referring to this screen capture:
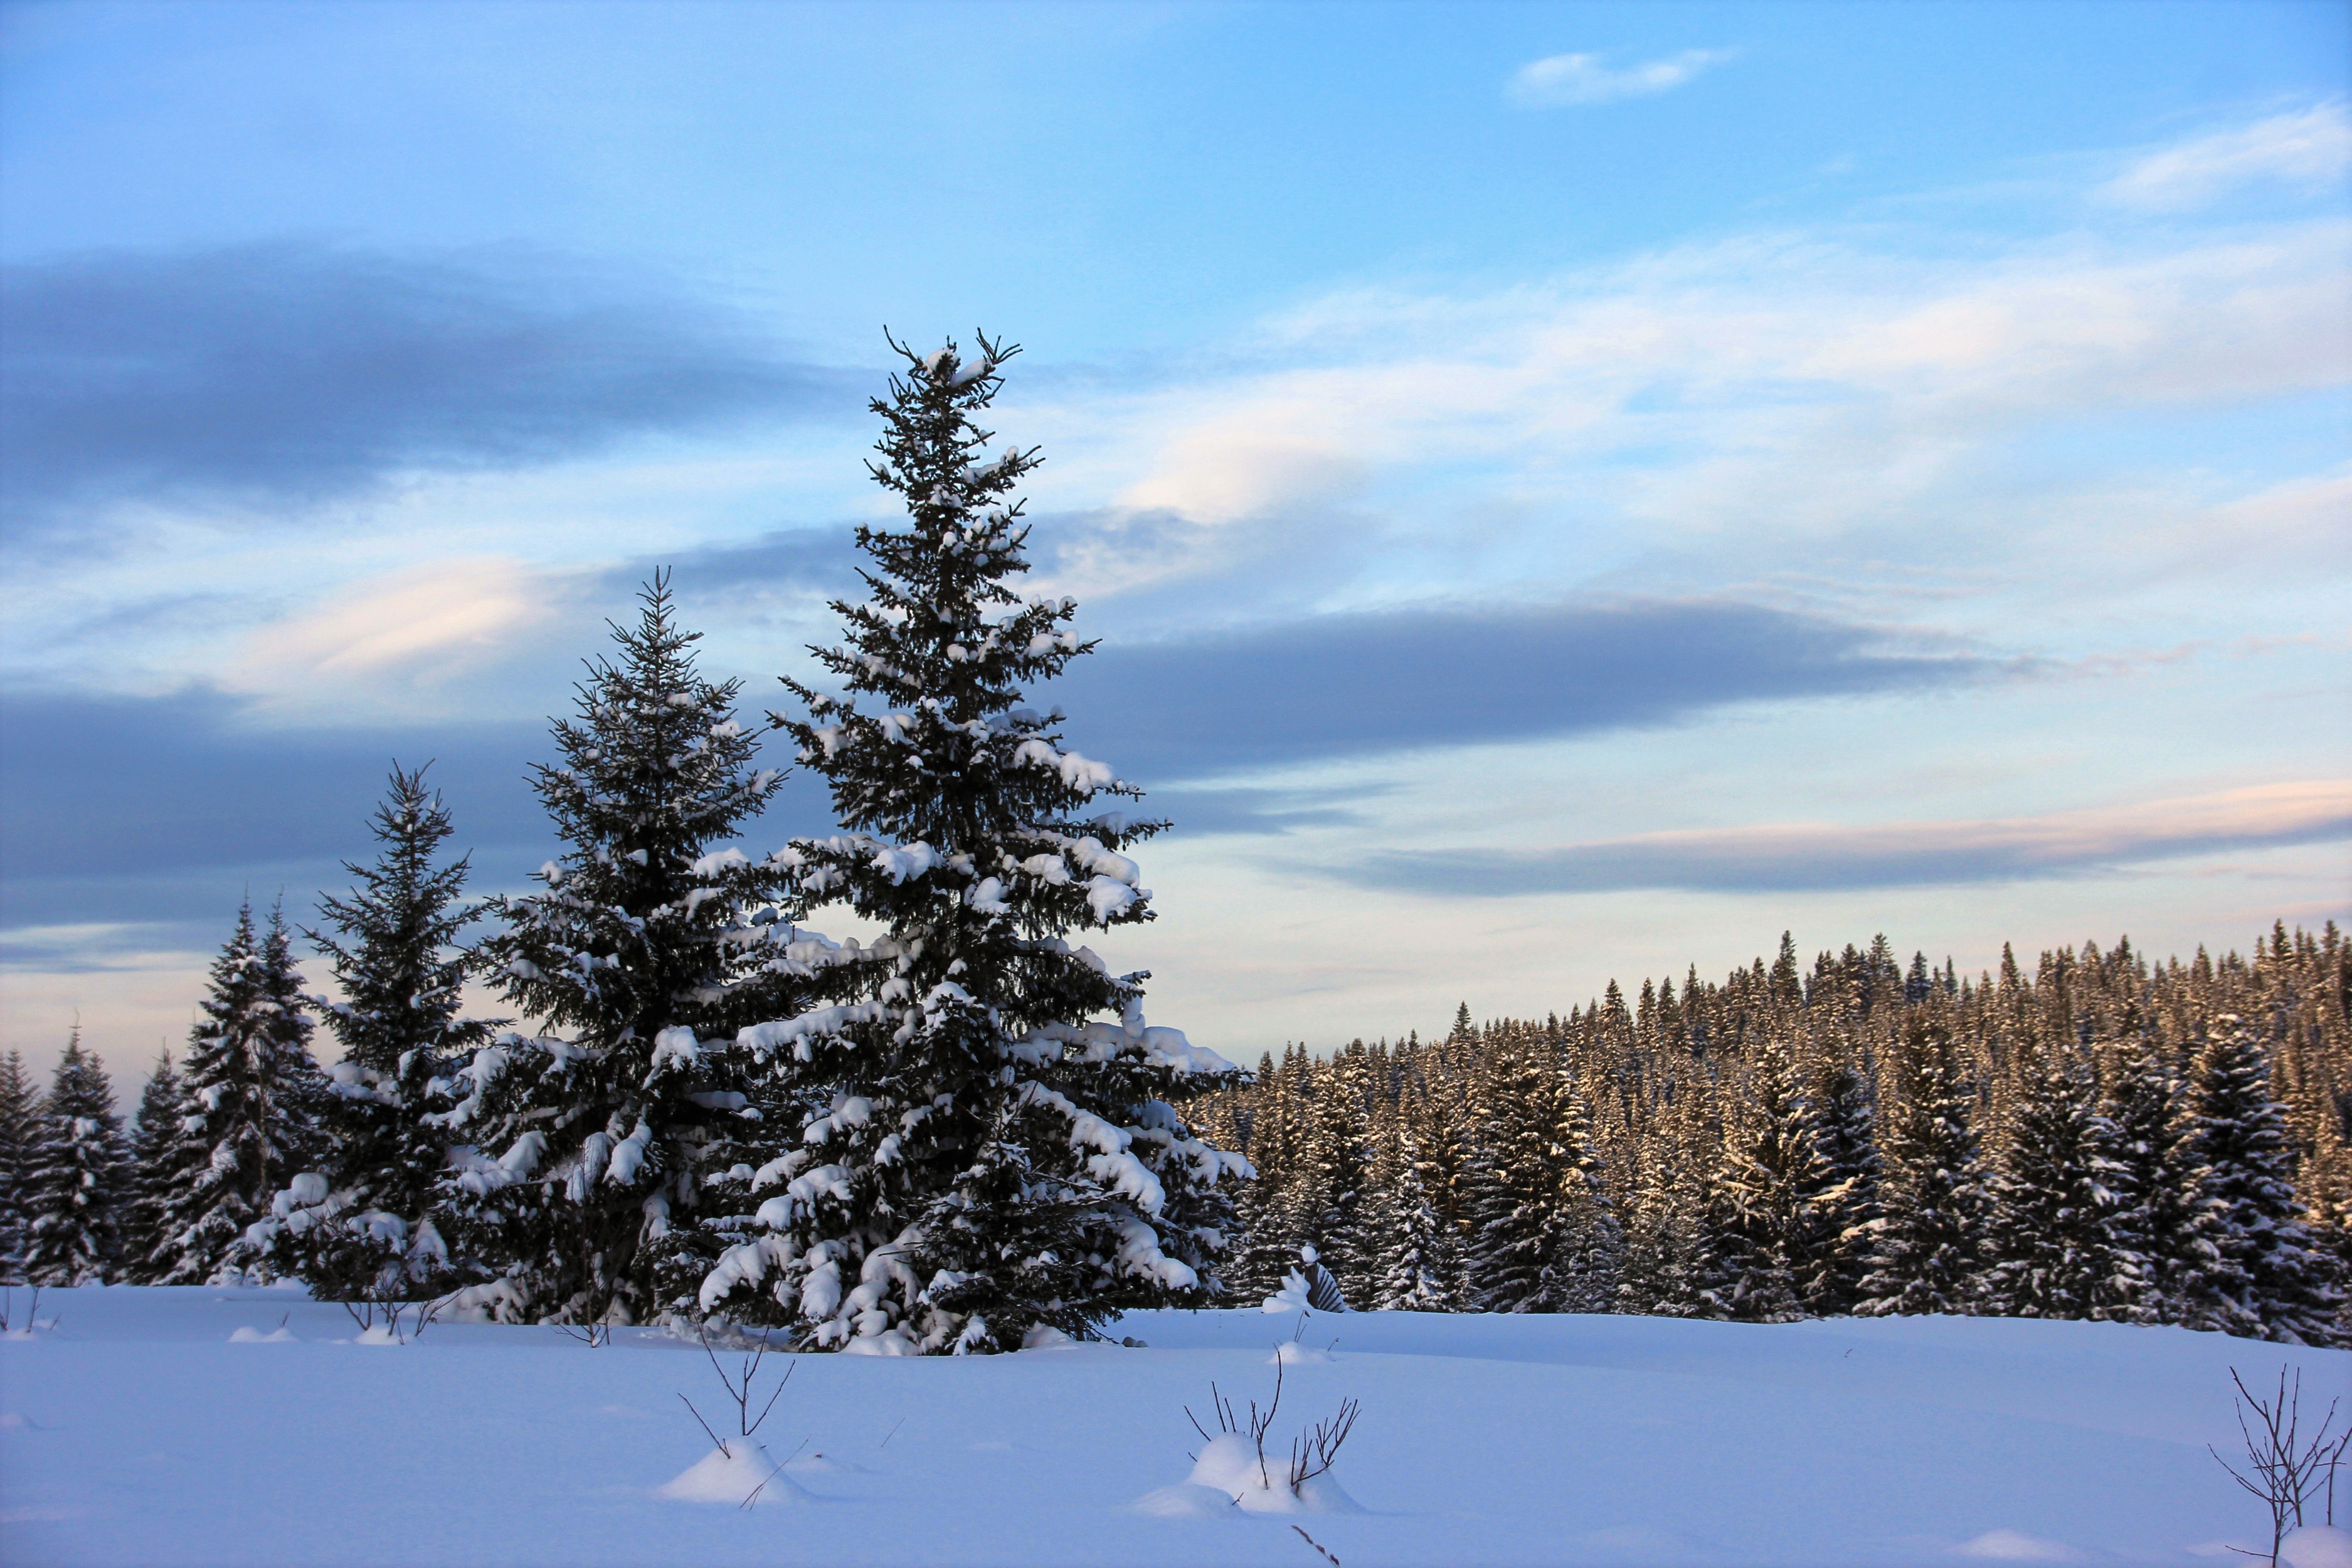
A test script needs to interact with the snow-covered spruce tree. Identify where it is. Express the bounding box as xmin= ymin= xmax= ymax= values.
xmin=1229 ymin=1050 xmax=1306 ymax=1301
xmin=1979 ymin=1040 xmax=2139 ymax=1321
xmin=440 ymin=578 xmax=830 ymax=1326
xmin=21 ymin=1032 xmax=127 ymax=1286
xmin=697 ymin=333 xmax=1248 ymax=1353
xmin=1370 ymin=1119 xmax=1456 ymax=1311
xmin=2175 ymin=1015 xmax=2343 ymax=1344
xmin=157 ymin=903 xmax=328 ymax=1283
xmin=1855 ymin=1015 xmax=1988 ymax=1317
xmin=1803 ymin=1061 xmax=1882 ymax=1316
xmin=117 ymin=1051 xmax=184 ymax=1284
xmin=0 ymin=1049 xmax=36 ymax=1282
xmin=1619 ymin=1125 xmax=1715 ymax=1318
xmin=1464 ymin=1030 xmax=1616 ymax=1313
xmin=255 ymin=765 xmax=496 ymax=1300
xmin=1289 ymin=1057 xmax=1373 ymax=1305
xmin=1707 ymin=1036 xmax=1826 ymax=1322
